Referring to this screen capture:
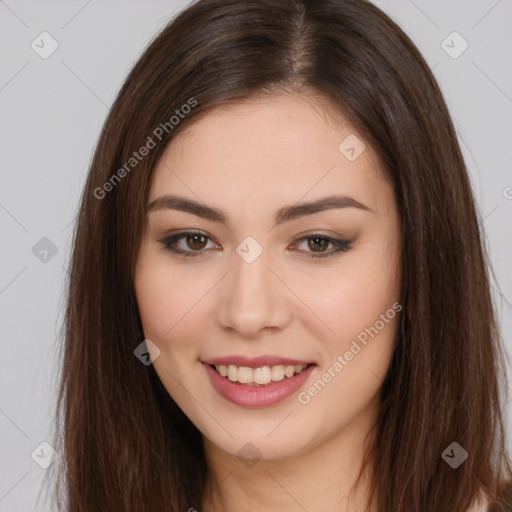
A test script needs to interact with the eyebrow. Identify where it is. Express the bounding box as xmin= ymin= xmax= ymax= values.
xmin=146 ymin=194 xmax=372 ymax=227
